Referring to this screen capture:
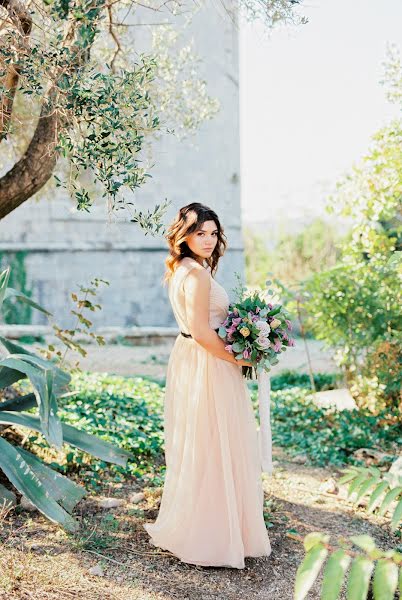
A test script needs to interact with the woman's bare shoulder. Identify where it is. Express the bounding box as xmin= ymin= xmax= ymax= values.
xmin=180 ymin=257 xmax=207 ymax=273
xmin=181 ymin=259 xmax=210 ymax=290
